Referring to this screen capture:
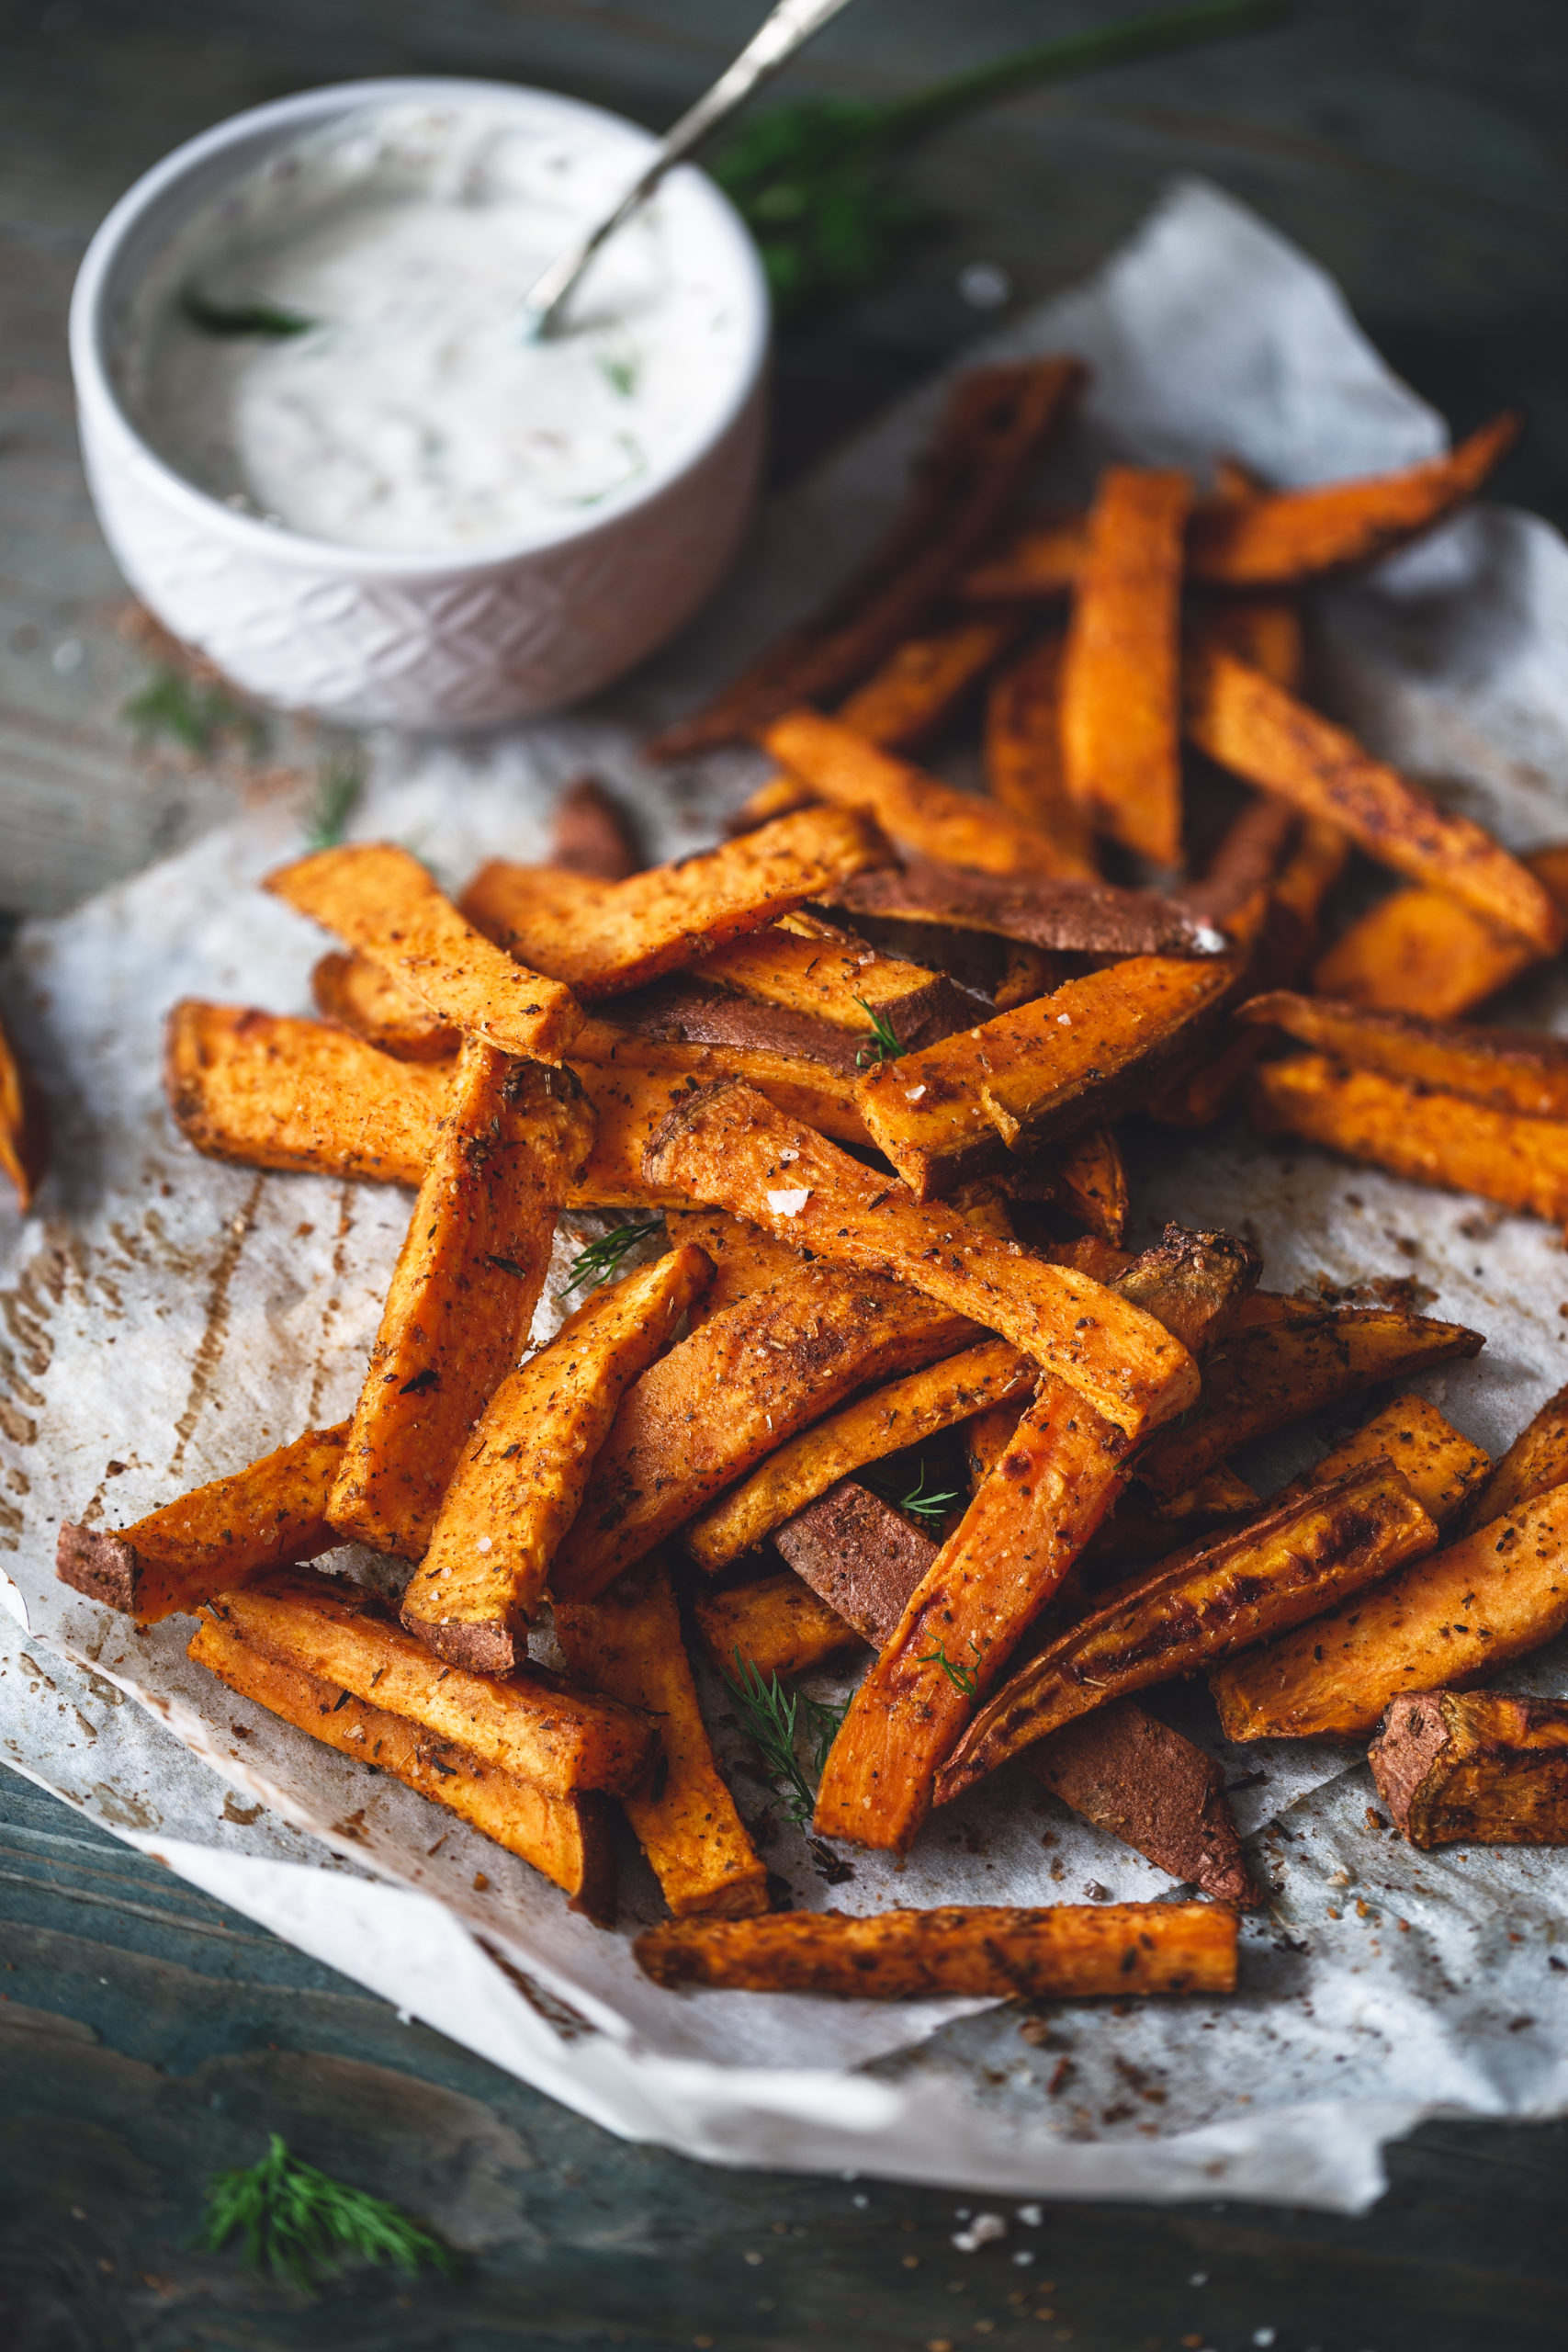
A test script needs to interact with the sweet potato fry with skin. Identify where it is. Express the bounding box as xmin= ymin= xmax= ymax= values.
xmin=693 ymin=925 xmax=982 ymax=1054
xmin=402 ymin=1246 xmax=713 ymax=1672
xmin=266 ymin=842 xmax=584 ymax=1063
xmin=1292 ymin=1393 xmax=1490 ymax=1529
xmin=1370 ymin=1690 xmax=1568 ymax=1849
xmin=311 ymin=949 xmax=459 ymax=1062
xmin=1251 ymin=1054 xmax=1568 ymax=1227
xmin=462 ymin=808 xmax=889 ymax=1000
xmin=57 ymin=1424 xmax=349 ymax=1624
xmin=1135 ymin=1303 xmax=1485 ymax=1502
xmin=642 ymin=1079 xmax=1198 ymax=1439
xmin=965 ymin=1403 xmax=1022 ymax=1492
xmin=574 ymin=1041 xmax=865 ymax=1191
xmin=838 ymin=615 xmax=1021 ymax=751
xmin=662 ymin=1208 xmax=806 ymax=1326
xmin=1054 ymin=1125 xmax=1128 ymax=1244
xmin=329 ymin=1044 xmax=594 ymax=1558
xmin=854 ymin=956 xmax=1235 ymax=1199
xmin=763 ymin=707 xmax=1077 ymax=882
xmin=984 ymin=632 xmax=1098 ymax=877
xmin=1061 ymin=467 xmax=1192 ymax=867
xmin=550 ymin=775 xmax=640 ymax=879
xmin=211 ymin=1570 xmax=656 ymax=1798
xmin=649 ymin=359 xmax=1085 ymax=759
xmin=1210 ymin=1484 xmax=1568 ymax=1742
xmin=1240 ymin=990 xmax=1568 ymax=1119
xmin=592 ymin=982 xmax=860 ymax=1077
xmin=937 ymin=1466 xmax=1438 ymax=1801
xmin=634 ymin=1900 xmax=1237 ymax=1999
xmin=1032 ymin=1703 xmax=1257 ymax=1908
xmin=828 ymin=857 xmax=1229 ymax=959
xmin=549 ymin=1258 xmax=978 ymax=1604
xmin=684 ymin=1339 xmax=1035 ymax=1572
xmin=1458 ymin=1382 xmax=1568 ymax=1534
xmin=773 ymin=1480 xmax=940 ymax=1645
xmin=1312 ymin=846 xmax=1568 ymax=1017
xmin=962 ymin=511 xmax=1089 ymax=605
xmin=1188 ymin=650 xmax=1563 ymax=952
xmin=189 ymin=1613 xmax=615 ymax=1917
xmin=580 ymin=1008 xmax=872 ymax=1139
xmin=691 ymin=1571 xmax=863 ymax=1680
xmin=554 ymin=1555 xmax=769 ymax=1918
xmin=1085 ymin=1466 xmax=1260 ymax=1577
xmin=0 ymin=1007 xmax=46 ymax=1211
xmin=993 ymin=941 xmax=1064 ymax=1012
